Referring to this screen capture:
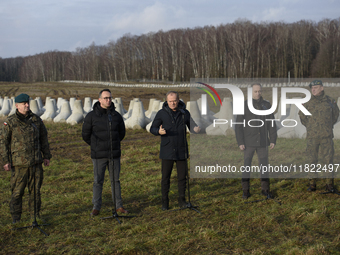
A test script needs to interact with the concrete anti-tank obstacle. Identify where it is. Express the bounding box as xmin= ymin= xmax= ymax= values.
xmin=69 ymin=97 xmax=76 ymax=110
xmin=83 ymin=97 xmax=92 ymax=114
xmin=35 ymin=97 xmax=45 ymax=114
xmin=144 ymin=98 xmax=156 ymax=118
xmin=54 ymin=101 xmax=72 ymax=123
xmin=92 ymin=99 xmax=98 ymax=108
xmin=146 ymin=101 xmax=164 ymax=132
xmin=9 ymin=97 xmax=14 ymax=109
xmin=40 ymin=98 xmax=57 ymax=121
xmin=56 ymin=97 xmax=64 ymax=113
xmin=206 ymin=97 xmax=235 ymax=136
xmin=43 ymin=97 xmax=51 ymax=111
xmin=113 ymin=97 xmax=126 ymax=118
xmin=123 ymin=99 xmax=134 ymax=119
xmin=66 ymin=100 xmax=84 ymax=125
xmin=124 ymin=100 xmax=150 ymax=129
xmin=186 ymin=101 xmax=210 ymax=132
xmin=213 ymin=97 xmax=233 ymax=119
xmin=332 ymin=121 xmax=340 ymax=139
xmin=277 ymin=98 xmax=306 ymax=139
xmin=0 ymin=98 xmax=12 ymax=117
xmin=115 ymin=97 xmax=127 ymax=114
xmin=51 ymin=98 xmax=58 ymax=113
xmin=332 ymin=96 xmax=340 ymax=139
xmin=336 ymin=97 xmax=340 ymax=124
xmin=274 ymin=97 xmax=291 ymax=130
xmin=8 ymin=98 xmax=17 ymax=116
xmin=123 ymin=98 xmax=140 ymax=119
xmin=113 ymin=98 xmax=125 ymax=116
xmin=197 ymin=98 xmax=216 ymax=123
xmin=30 ymin=99 xmax=43 ymax=116
xmin=145 ymin=99 xmax=161 ymax=119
